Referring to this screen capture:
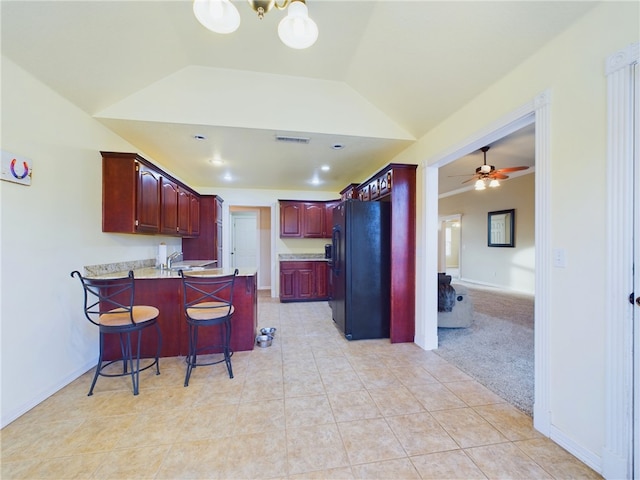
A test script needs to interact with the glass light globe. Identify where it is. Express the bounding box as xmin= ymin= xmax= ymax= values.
xmin=193 ymin=0 xmax=240 ymax=34
xmin=474 ymin=179 xmax=486 ymax=190
xmin=489 ymin=179 xmax=500 ymax=188
xmin=278 ymin=1 xmax=318 ymax=49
